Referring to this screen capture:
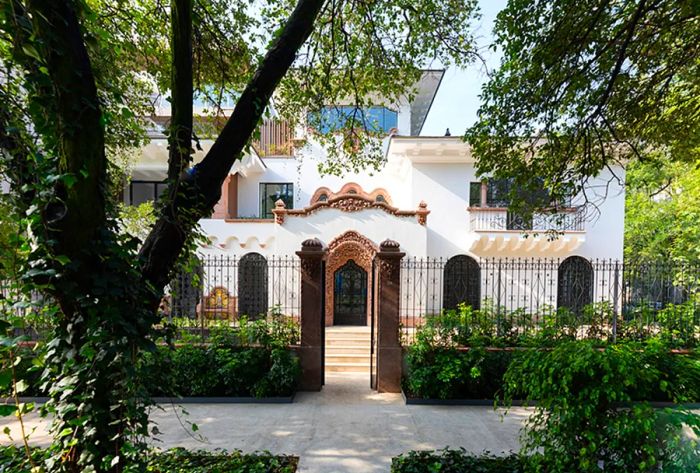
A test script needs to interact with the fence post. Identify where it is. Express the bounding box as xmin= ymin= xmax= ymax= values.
xmin=296 ymin=238 xmax=327 ymax=391
xmin=612 ymin=260 xmax=620 ymax=343
xmin=374 ymin=239 xmax=405 ymax=393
